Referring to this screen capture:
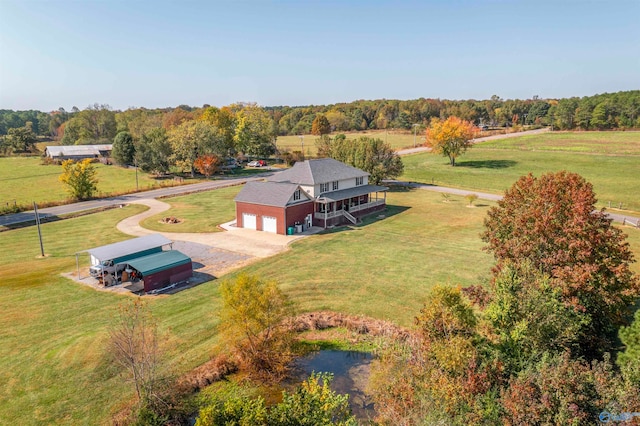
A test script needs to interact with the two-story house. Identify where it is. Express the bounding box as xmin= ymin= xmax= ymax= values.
xmin=234 ymin=158 xmax=388 ymax=234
